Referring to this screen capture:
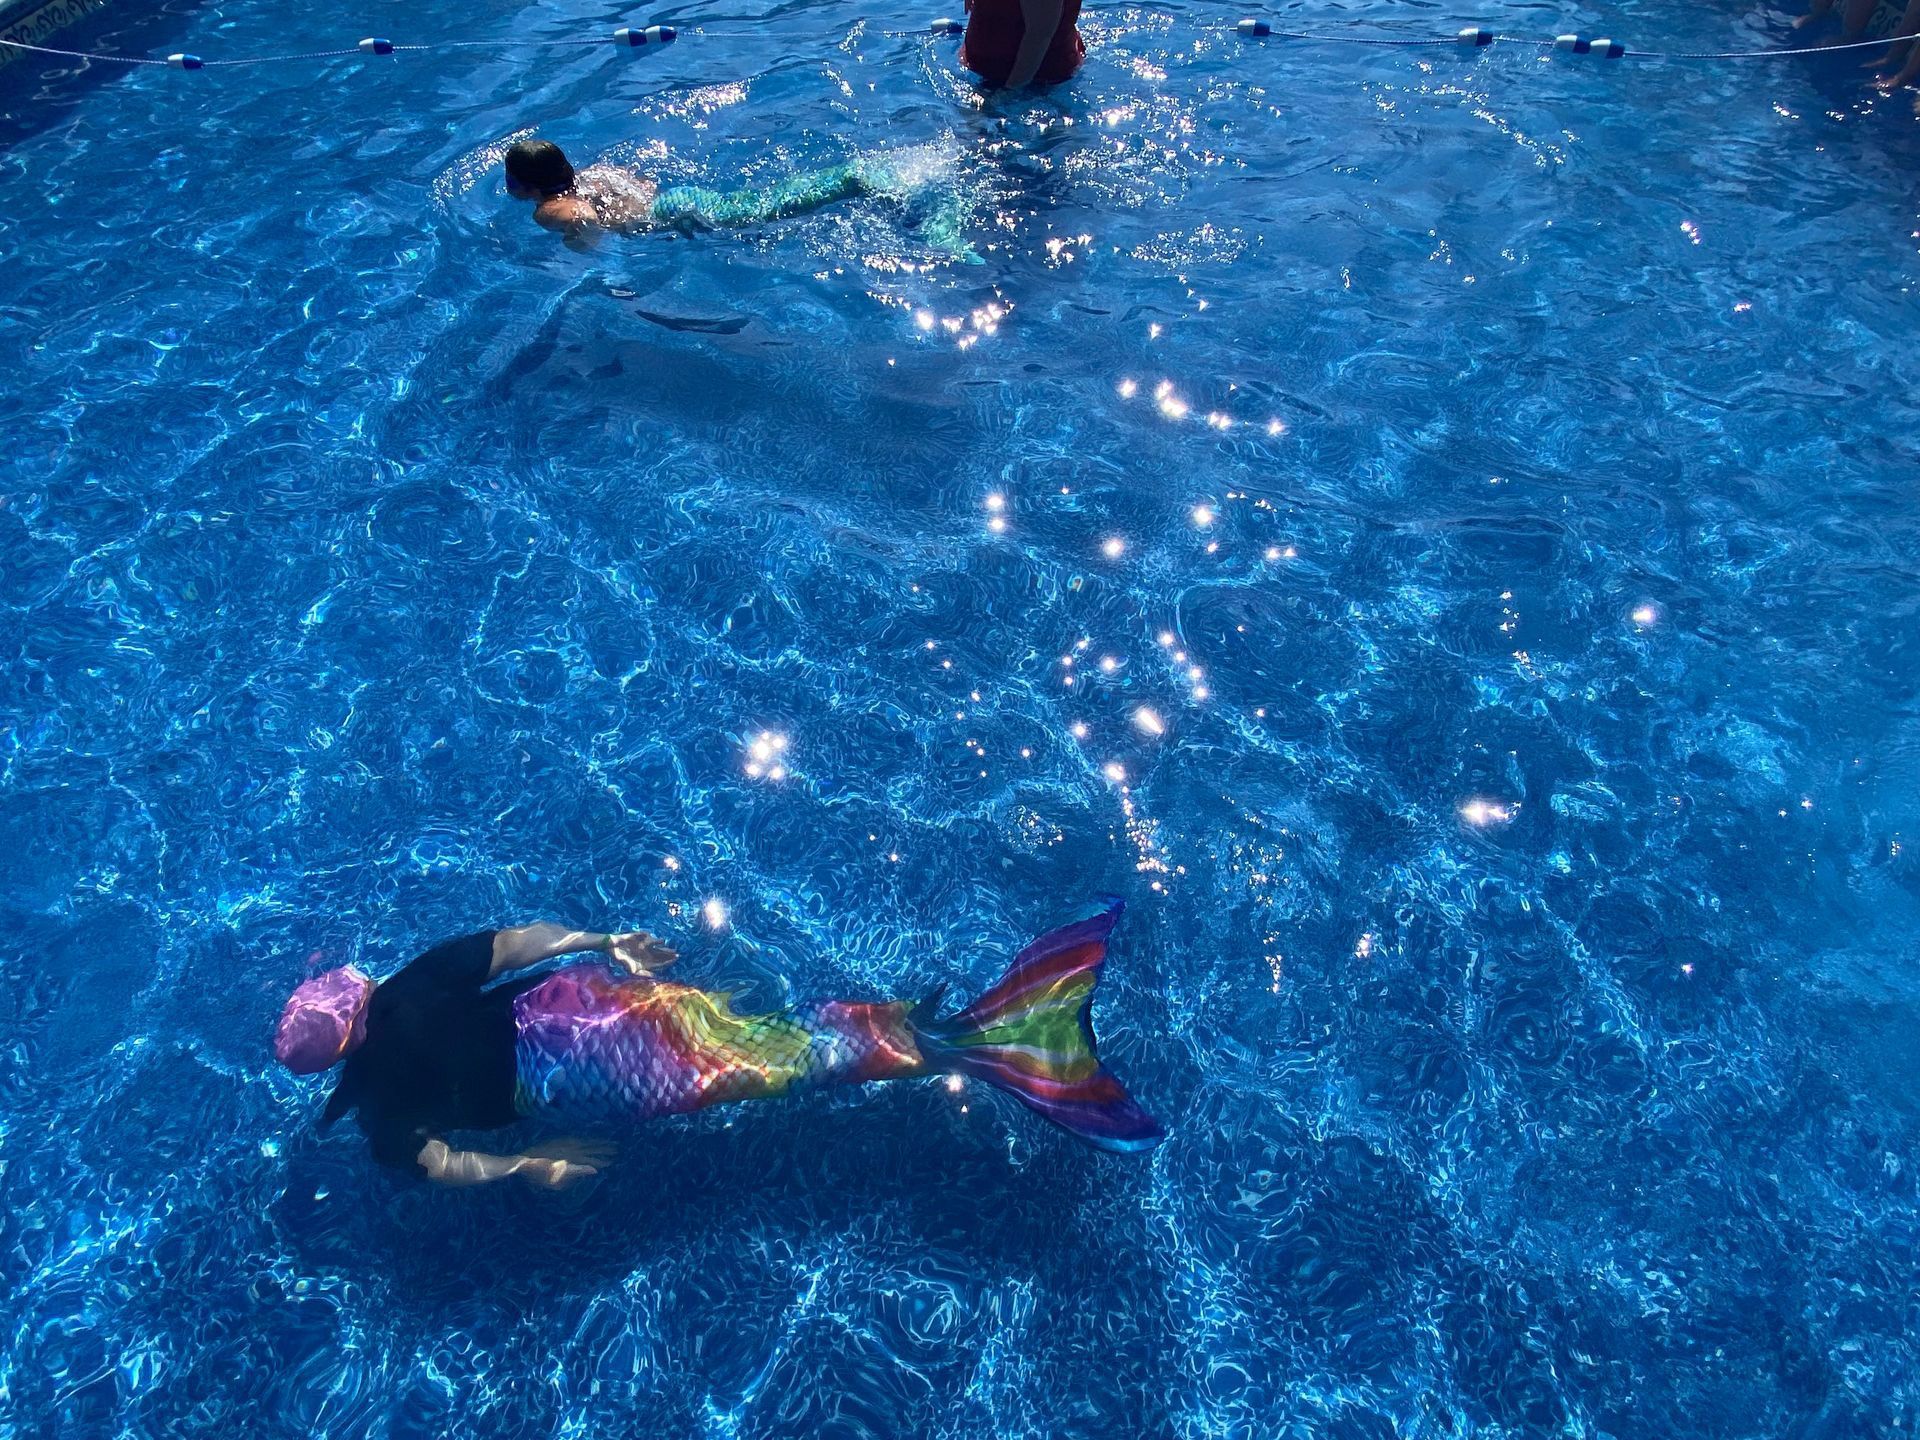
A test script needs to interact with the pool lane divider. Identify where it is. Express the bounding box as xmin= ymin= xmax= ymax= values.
xmin=1225 ymin=17 xmax=1913 ymax=61
xmin=1 ymin=15 xmax=1912 ymax=69
xmin=1229 ymin=18 xmax=1621 ymax=55
xmin=2 ymin=22 xmax=677 ymax=69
